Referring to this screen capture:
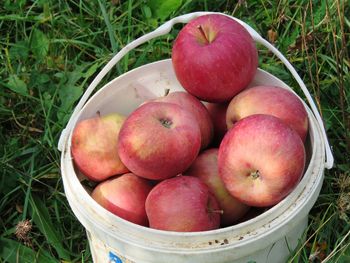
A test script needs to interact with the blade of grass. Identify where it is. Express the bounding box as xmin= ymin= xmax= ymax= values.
xmin=325 ymin=0 xmax=346 ymax=130
xmin=21 ymin=157 xmax=34 ymax=221
xmin=124 ymin=0 xmax=133 ymax=72
xmin=309 ymin=0 xmax=322 ymax=110
xmin=322 ymin=229 xmax=350 ymax=262
xmin=0 ymin=237 xmax=57 ymax=263
xmin=288 ymin=206 xmax=336 ymax=262
xmin=334 ymin=242 xmax=350 ymax=262
xmin=97 ymin=0 xmax=118 ymax=53
xmin=28 ymin=194 xmax=71 ymax=261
